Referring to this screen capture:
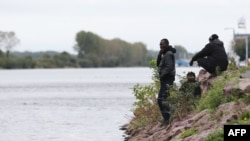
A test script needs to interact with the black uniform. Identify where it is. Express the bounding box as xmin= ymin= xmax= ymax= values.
xmin=190 ymin=38 xmax=228 ymax=74
xmin=157 ymin=46 xmax=176 ymax=123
